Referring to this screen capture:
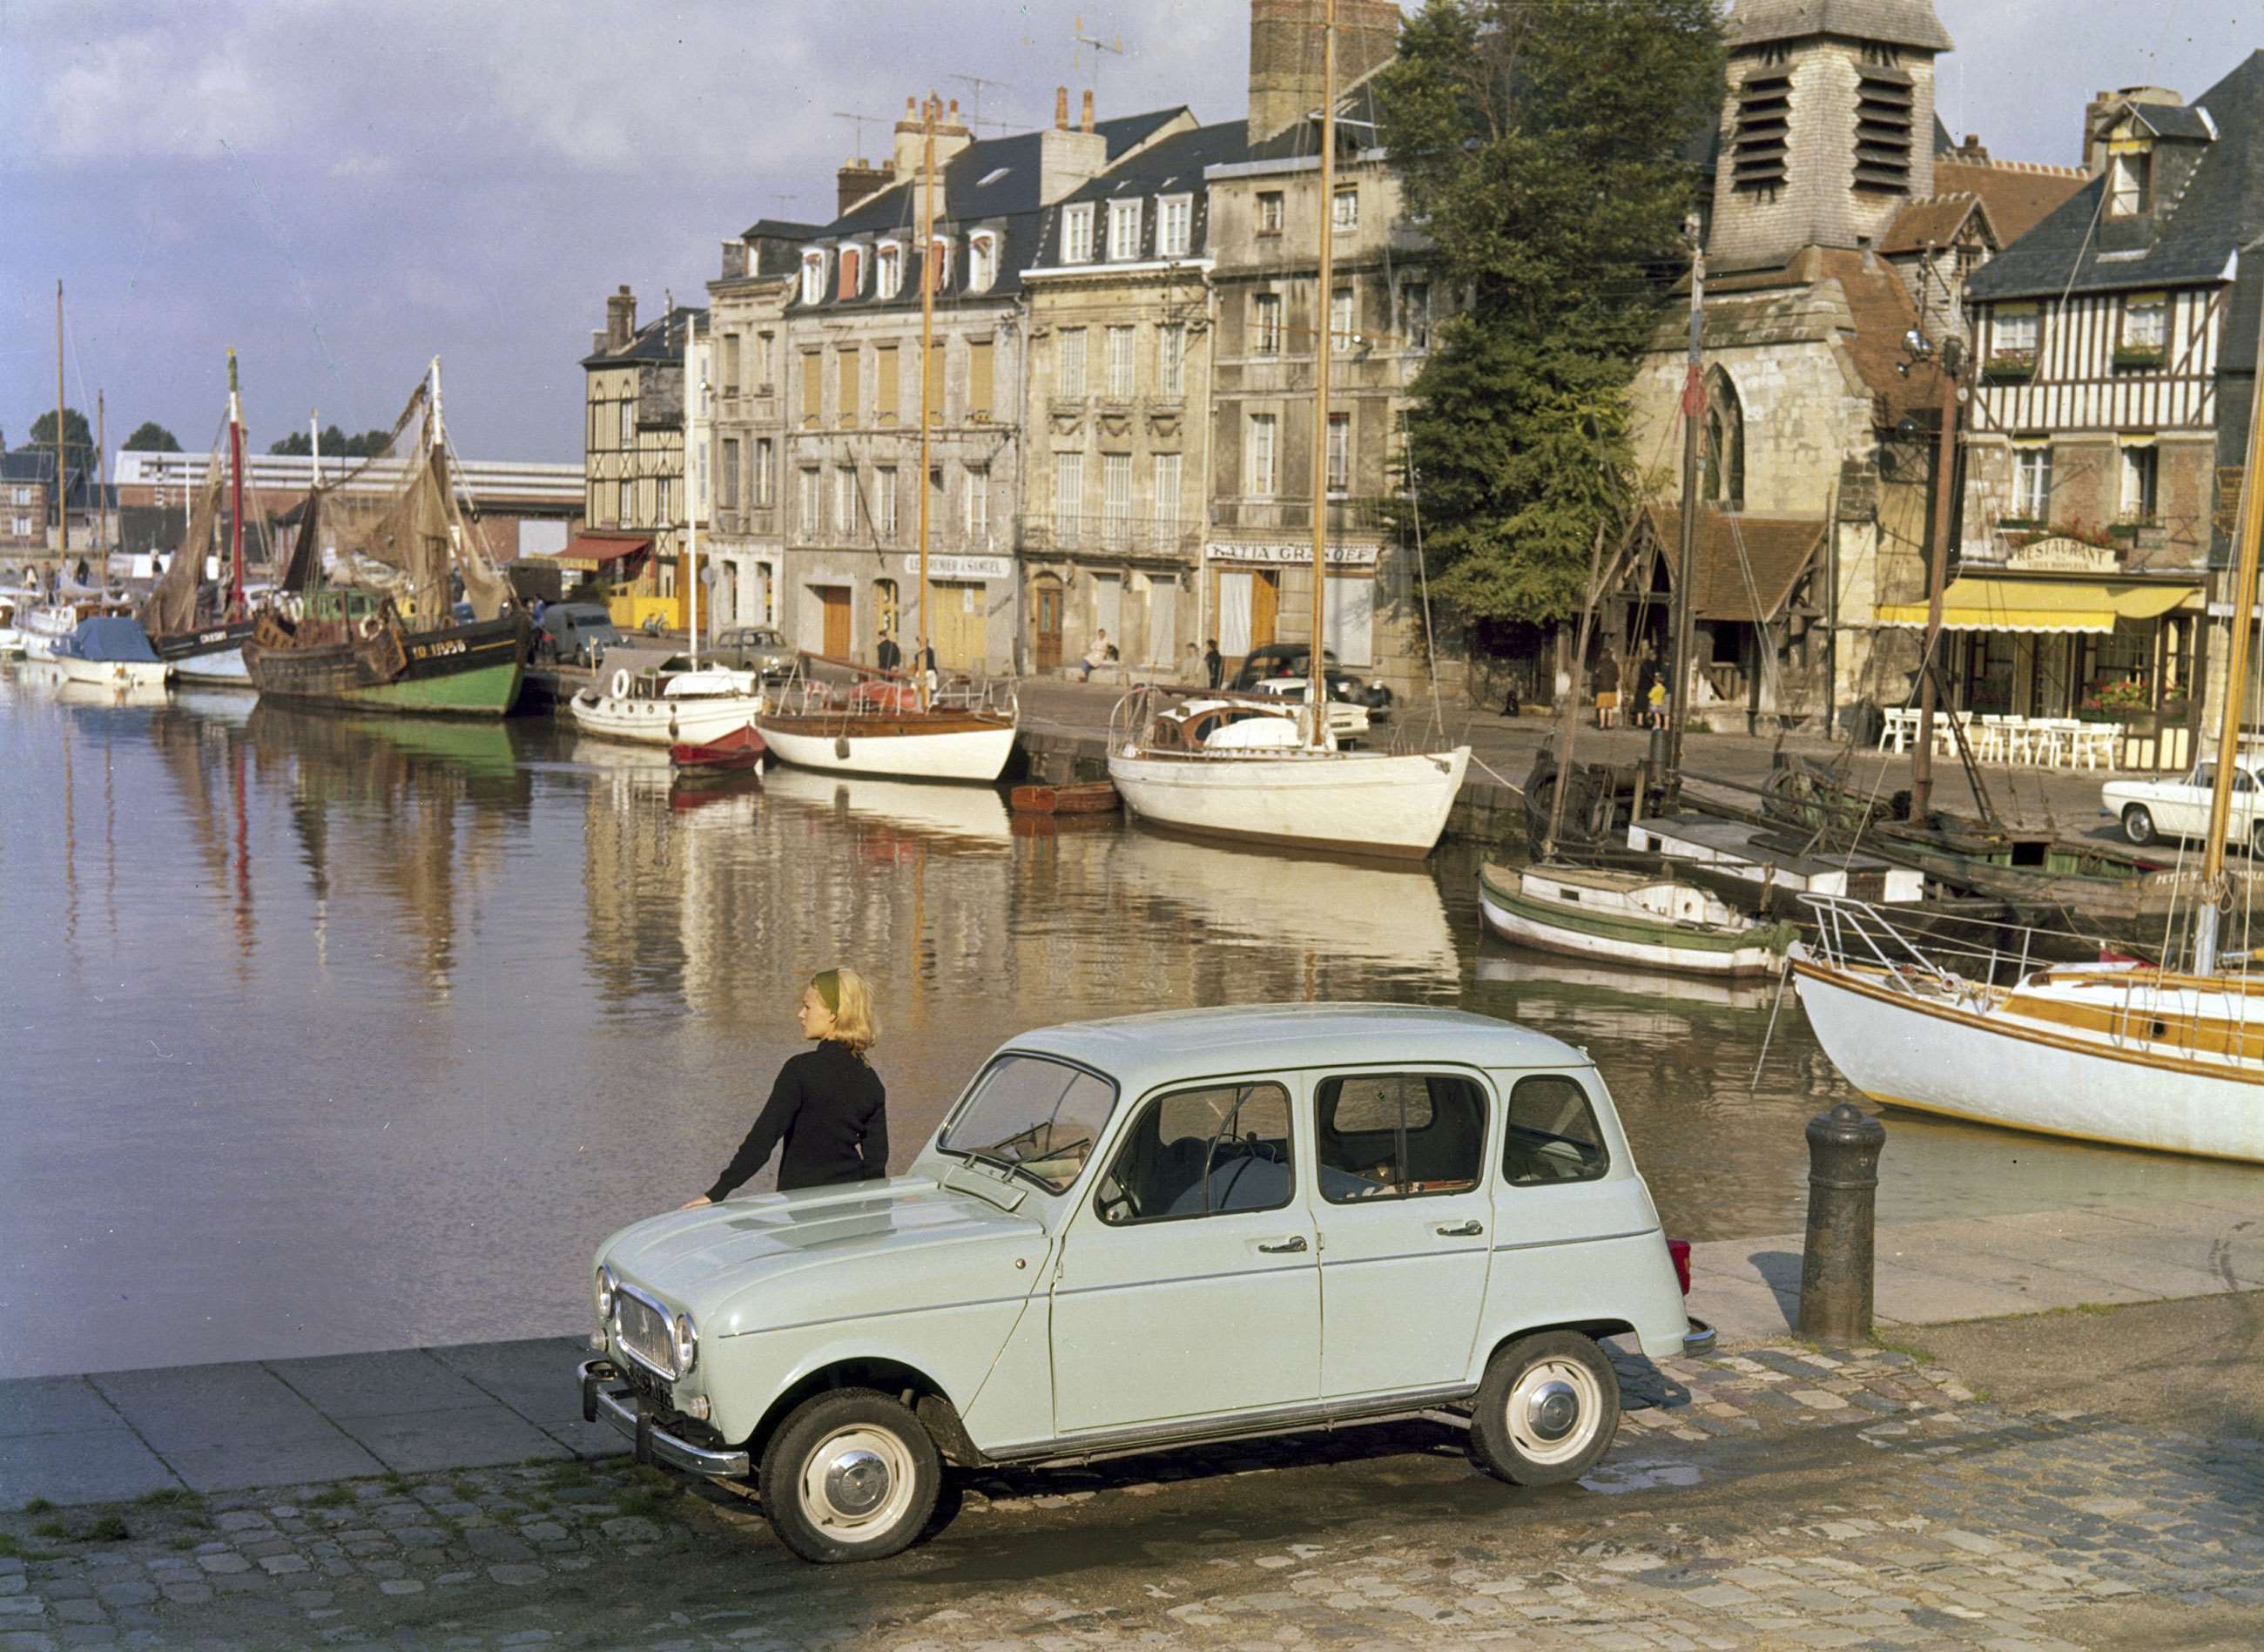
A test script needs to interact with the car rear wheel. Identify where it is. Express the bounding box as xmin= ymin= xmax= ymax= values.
xmin=2250 ymin=821 xmax=2264 ymax=860
xmin=2121 ymin=804 xmax=2156 ymax=846
xmin=759 ymin=1388 xmax=940 ymax=1564
xmin=1467 ymin=1331 xmax=1621 ymax=1487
